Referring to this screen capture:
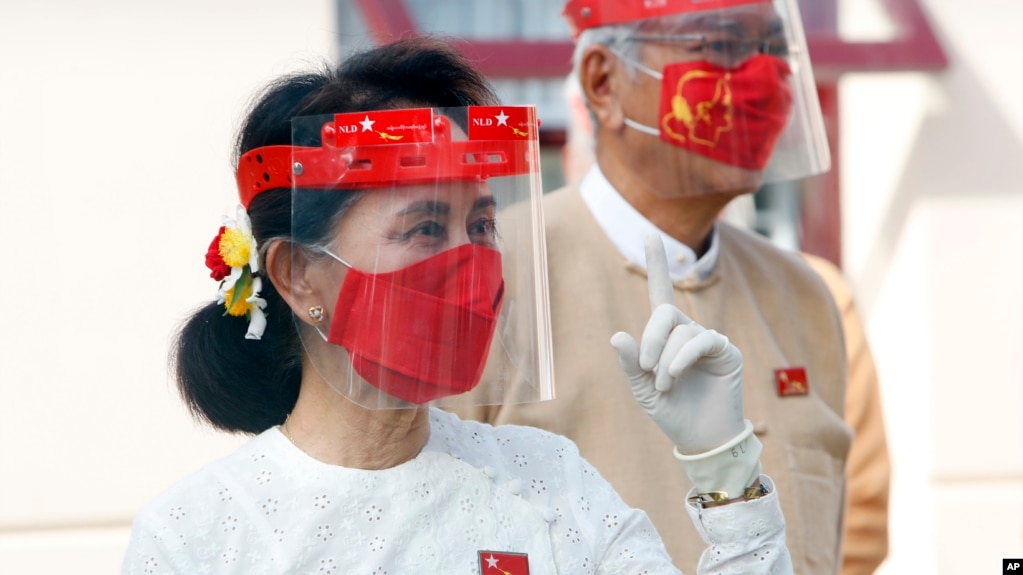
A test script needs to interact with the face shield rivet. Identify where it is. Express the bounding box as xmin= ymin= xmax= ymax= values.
xmin=293 ymin=162 xmax=304 ymax=175
xmin=581 ymin=7 xmax=591 ymax=18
